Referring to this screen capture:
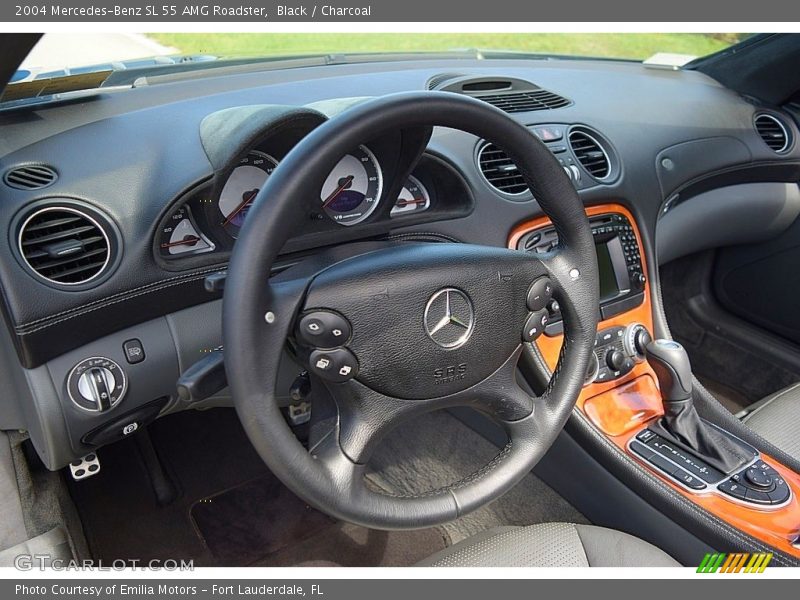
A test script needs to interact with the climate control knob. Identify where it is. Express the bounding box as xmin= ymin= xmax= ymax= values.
xmin=605 ymin=349 xmax=628 ymax=372
xmin=67 ymin=357 xmax=127 ymax=412
xmin=623 ymin=323 xmax=652 ymax=363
